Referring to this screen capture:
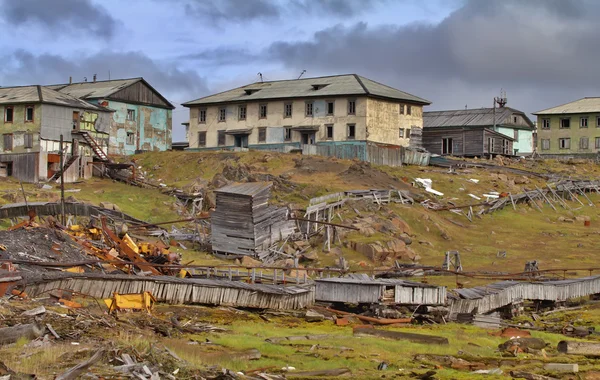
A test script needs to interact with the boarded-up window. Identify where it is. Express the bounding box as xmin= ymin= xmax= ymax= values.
xmin=305 ymin=102 xmax=314 ymax=117
xmin=327 ymin=101 xmax=334 ymax=115
xmin=199 ymin=108 xmax=207 ymax=123
xmin=126 ymin=109 xmax=136 ymax=121
xmin=284 ymin=103 xmax=292 ymax=118
xmin=541 ymin=139 xmax=550 ymax=150
xmin=25 ymin=105 xmax=34 ymax=122
xmin=284 ymin=127 xmax=292 ymax=141
xmin=258 ymin=127 xmax=267 ymax=143
xmin=259 ymin=104 xmax=267 ymax=119
xmin=559 ymin=138 xmax=570 ymax=149
xmin=348 ymin=99 xmax=356 ymax=115
xmin=239 ymin=105 xmax=247 ymax=120
xmin=217 ymin=130 xmax=226 ymax=146
xmin=347 ymin=124 xmax=355 ymax=139
xmin=218 ymin=107 xmax=226 ymax=122
xmin=325 ymin=124 xmax=333 ymax=139
xmin=126 ymin=132 xmax=135 ymax=145
xmin=4 ymin=106 xmax=13 ymax=123
xmin=198 ymin=131 xmax=207 ymax=147
xmin=580 ymin=136 xmax=589 ymax=149
xmin=24 ymin=133 xmax=33 ymax=149
xmin=3 ymin=134 xmax=13 ymax=151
